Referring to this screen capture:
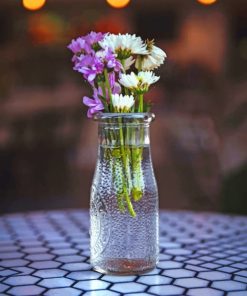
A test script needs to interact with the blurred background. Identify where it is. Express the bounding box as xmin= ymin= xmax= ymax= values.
xmin=0 ymin=0 xmax=246 ymax=214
